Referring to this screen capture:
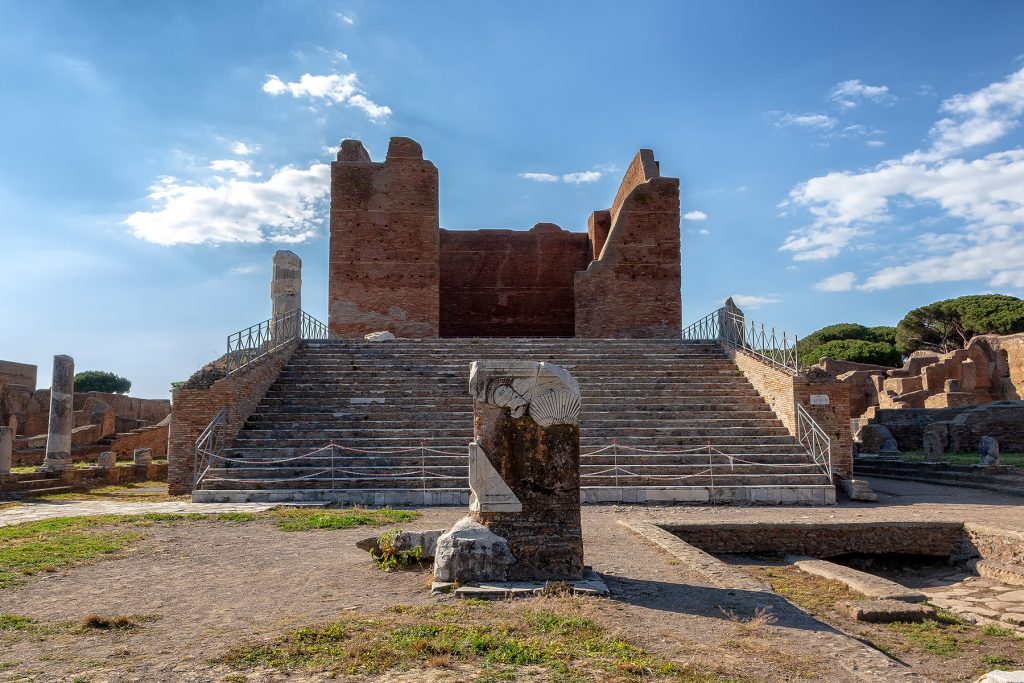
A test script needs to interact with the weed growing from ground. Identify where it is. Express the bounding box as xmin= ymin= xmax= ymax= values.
xmin=370 ymin=529 xmax=424 ymax=571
